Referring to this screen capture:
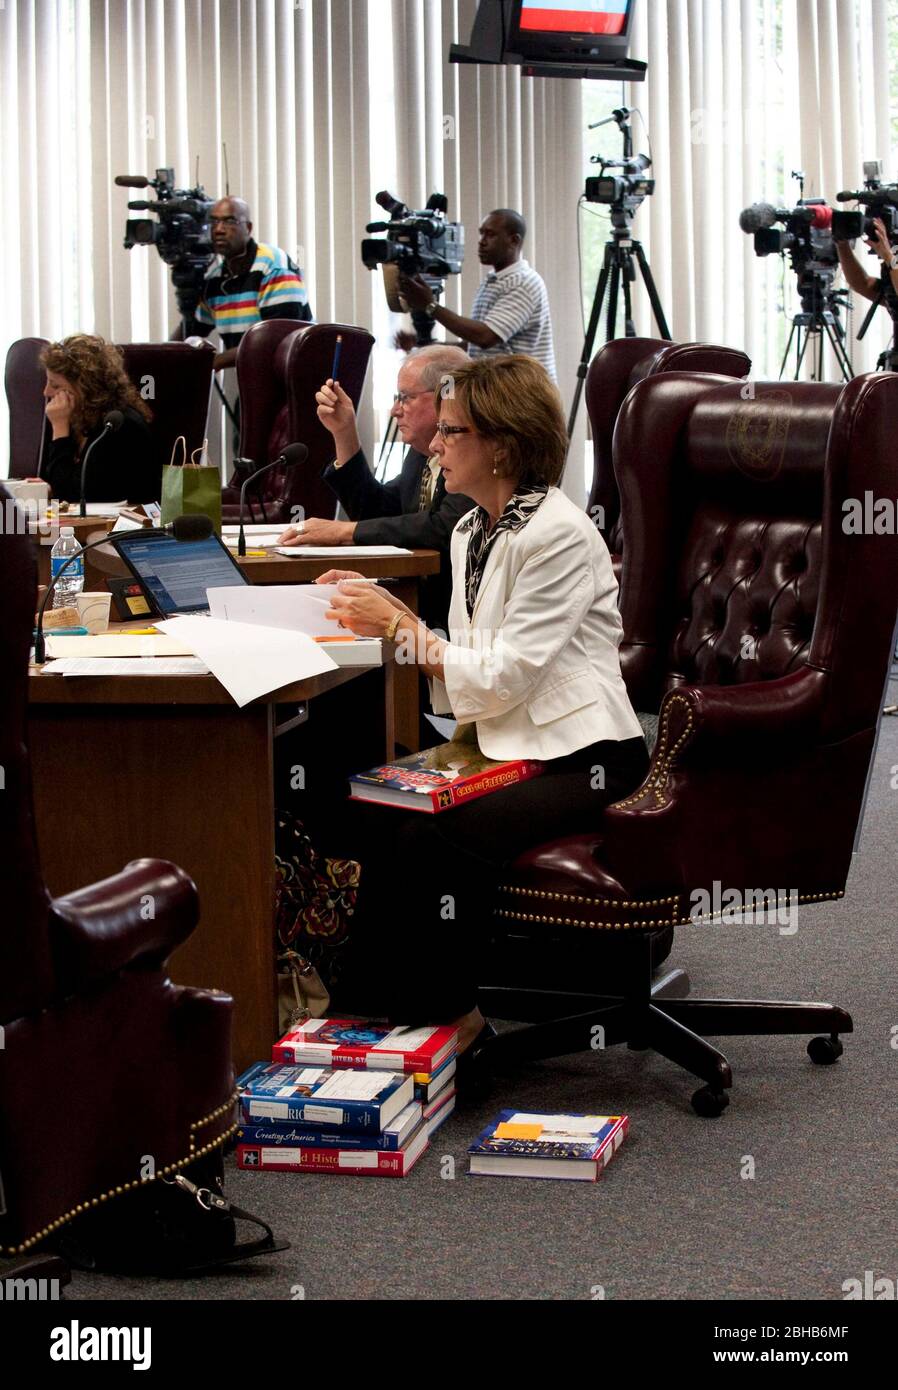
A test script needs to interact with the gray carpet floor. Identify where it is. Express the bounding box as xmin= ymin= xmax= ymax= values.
xmin=68 ymin=681 xmax=898 ymax=1302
